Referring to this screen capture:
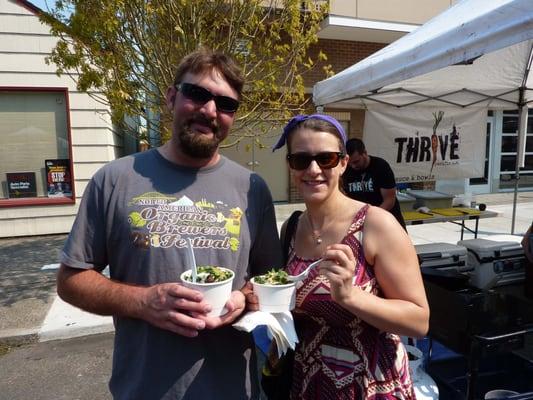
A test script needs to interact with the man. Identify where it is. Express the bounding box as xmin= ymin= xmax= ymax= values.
xmin=342 ymin=138 xmax=406 ymax=229
xmin=57 ymin=48 xmax=282 ymax=399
